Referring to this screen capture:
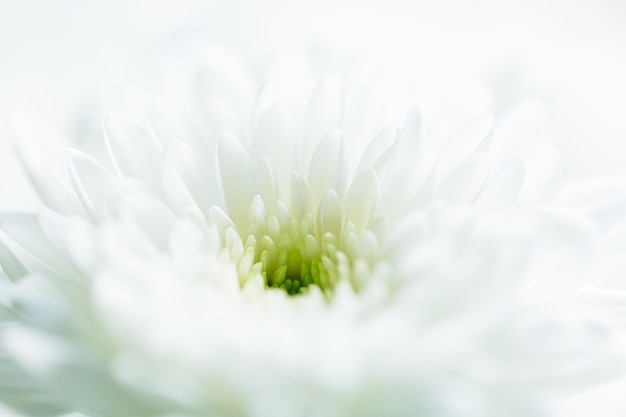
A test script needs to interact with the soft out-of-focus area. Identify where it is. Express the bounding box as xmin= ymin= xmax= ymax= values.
xmin=1 ymin=0 xmax=625 ymax=415
xmin=2 ymin=0 xmax=626 ymax=209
